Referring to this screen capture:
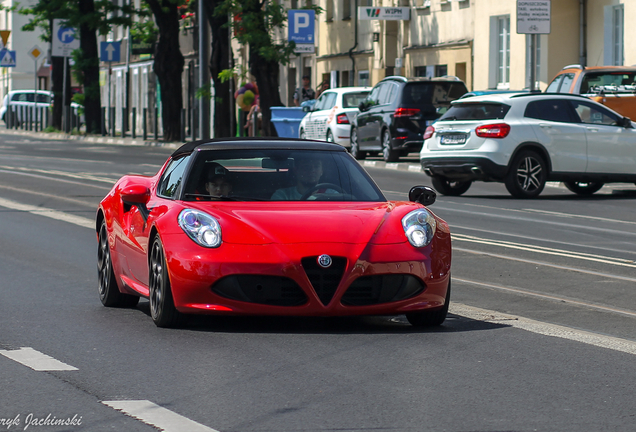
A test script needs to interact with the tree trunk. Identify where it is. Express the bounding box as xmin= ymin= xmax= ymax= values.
xmin=146 ymin=0 xmax=184 ymax=142
xmin=78 ymin=0 xmax=101 ymax=134
xmin=207 ymin=0 xmax=234 ymax=138
xmin=249 ymin=48 xmax=281 ymax=137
